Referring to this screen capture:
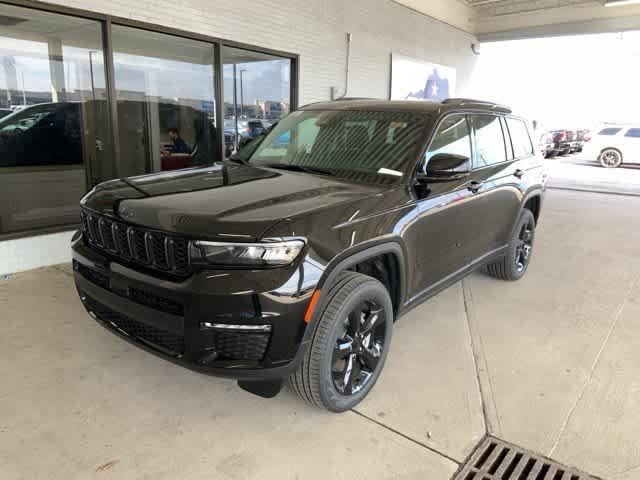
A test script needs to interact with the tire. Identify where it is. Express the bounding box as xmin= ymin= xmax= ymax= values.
xmin=289 ymin=271 xmax=393 ymax=412
xmin=599 ymin=148 xmax=623 ymax=168
xmin=485 ymin=209 xmax=536 ymax=281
